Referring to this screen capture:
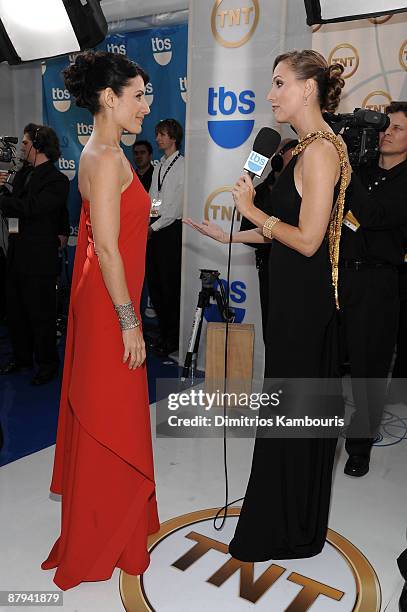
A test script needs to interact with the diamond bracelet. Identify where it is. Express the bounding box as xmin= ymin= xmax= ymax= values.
xmin=114 ymin=301 xmax=140 ymax=331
